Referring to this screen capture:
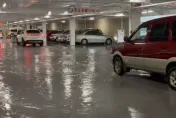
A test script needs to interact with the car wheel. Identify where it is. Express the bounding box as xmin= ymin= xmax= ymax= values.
xmin=106 ymin=38 xmax=112 ymax=45
xmin=113 ymin=56 xmax=124 ymax=76
xmin=55 ymin=37 xmax=58 ymax=42
xmin=81 ymin=39 xmax=88 ymax=45
xmin=39 ymin=43 xmax=43 ymax=46
xmin=16 ymin=38 xmax=20 ymax=45
xmin=168 ymin=67 xmax=176 ymax=90
xmin=22 ymin=39 xmax=26 ymax=47
xmin=32 ymin=43 xmax=36 ymax=46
